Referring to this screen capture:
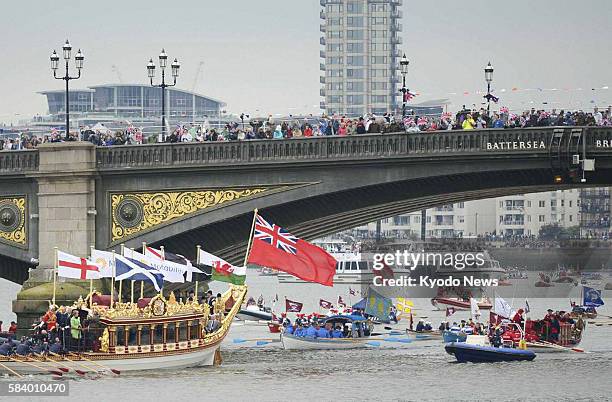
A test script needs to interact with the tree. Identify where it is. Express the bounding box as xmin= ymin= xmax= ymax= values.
xmin=539 ymin=223 xmax=563 ymax=240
